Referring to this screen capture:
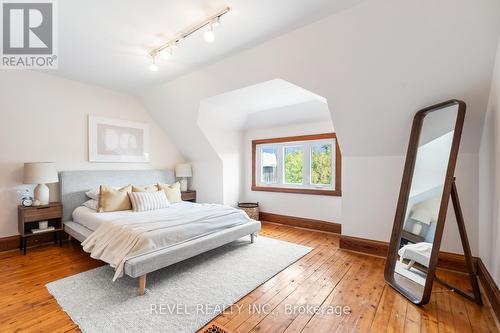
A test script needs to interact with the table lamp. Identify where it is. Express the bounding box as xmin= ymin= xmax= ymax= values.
xmin=175 ymin=163 xmax=192 ymax=192
xmin=23 ymin=162 xmax=58 ymax=205
xmin=409 ymin=208 xmax=432 ymax=236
